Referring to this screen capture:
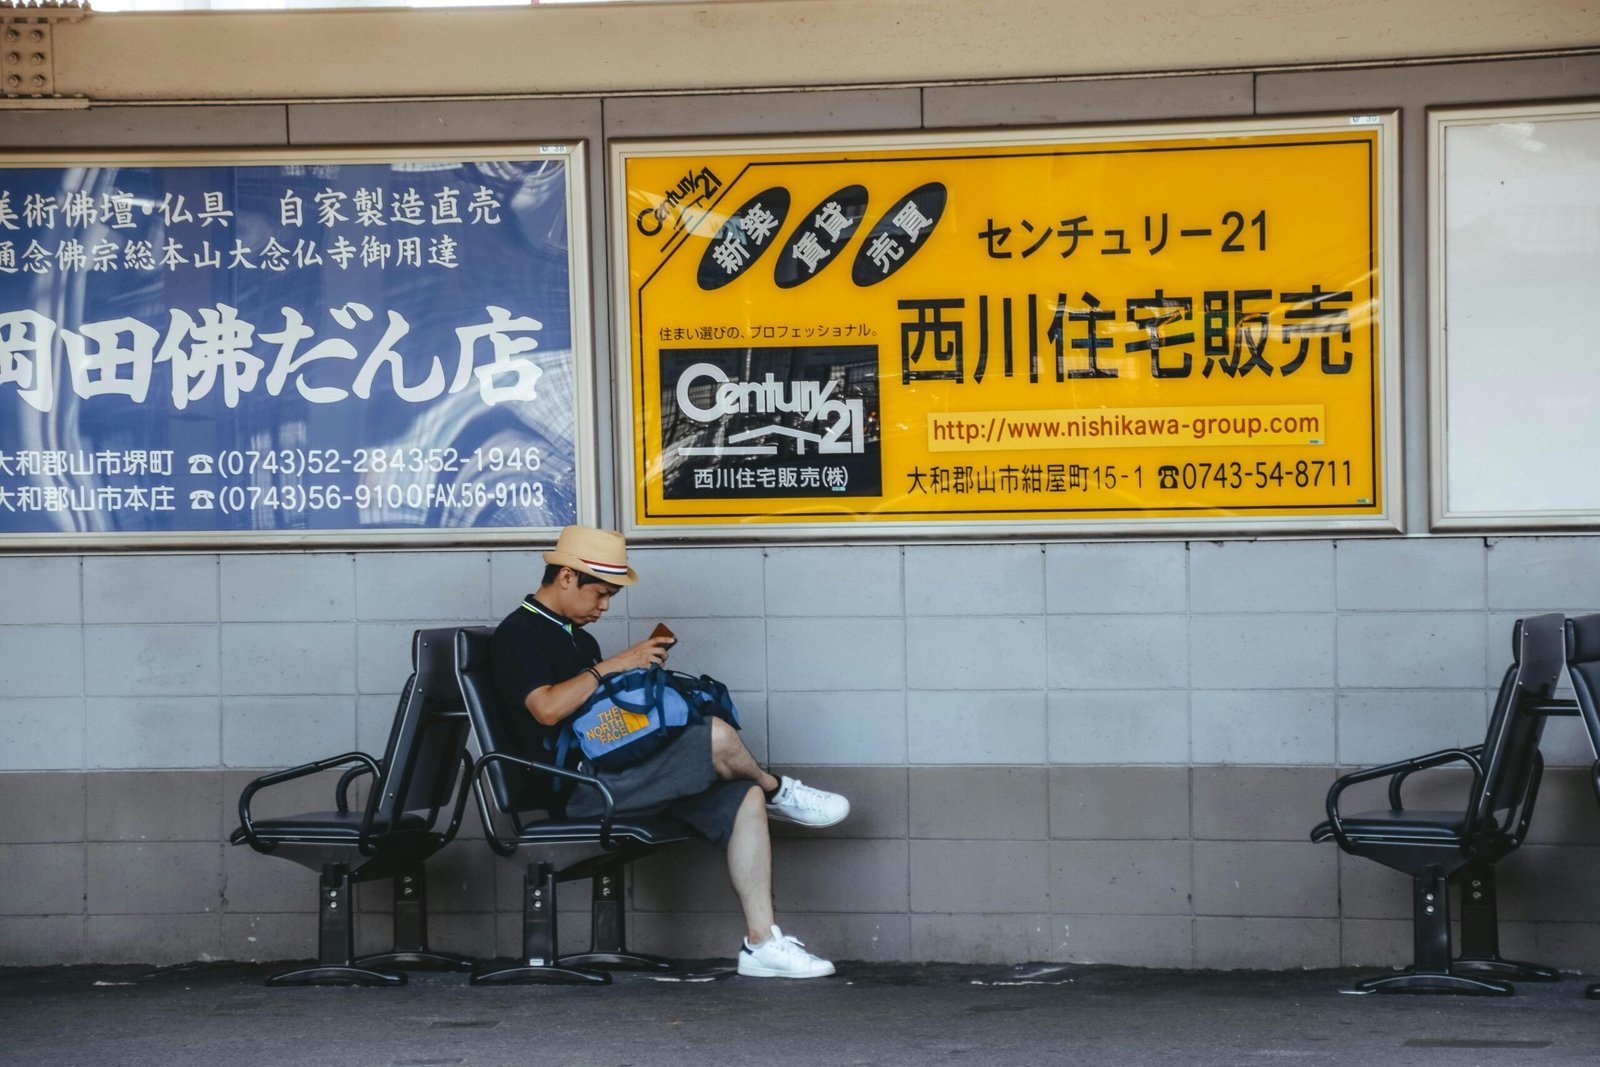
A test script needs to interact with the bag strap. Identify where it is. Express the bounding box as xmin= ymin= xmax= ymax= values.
xmin=552 ymin=726 xmax=574 ymax=795
xmin=595 ymin=665 xmax=664 ymax=716
xmin=662 ymin=669 xmax=738 ymax=726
